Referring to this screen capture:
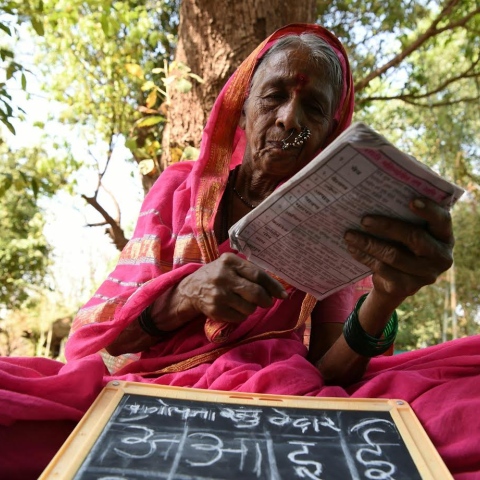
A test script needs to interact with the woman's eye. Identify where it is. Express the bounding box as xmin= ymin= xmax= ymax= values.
xmin=263 ymin=93 xmax=285 ymax=101
xmin=308 ymin=104 xmax=327 ymax=116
